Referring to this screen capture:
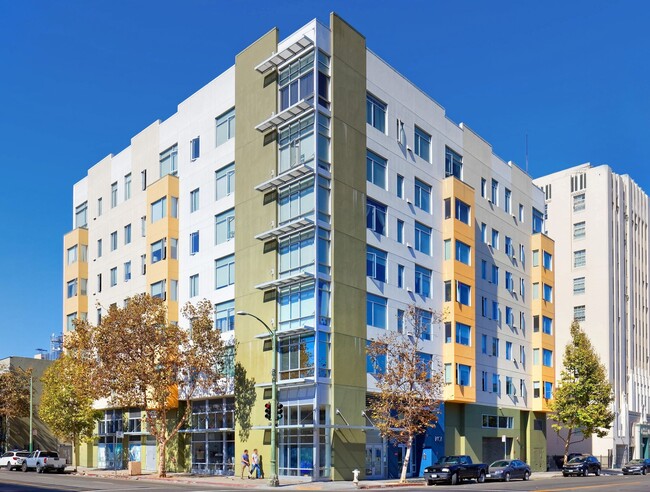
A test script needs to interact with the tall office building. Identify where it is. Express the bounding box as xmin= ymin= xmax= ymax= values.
xmin=63 ymin=14 xmax=554 ymax=479
xmin=535 ymin=164 xmax=650 ymax=465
